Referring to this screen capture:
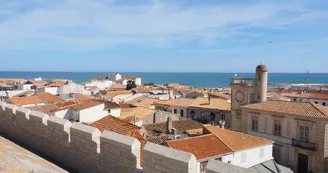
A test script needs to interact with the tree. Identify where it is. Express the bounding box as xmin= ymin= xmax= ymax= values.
xmin=144 ymin=82 xmax=156 ymax=86
xmin=126 ymin=80 xmax=137 ymax=90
